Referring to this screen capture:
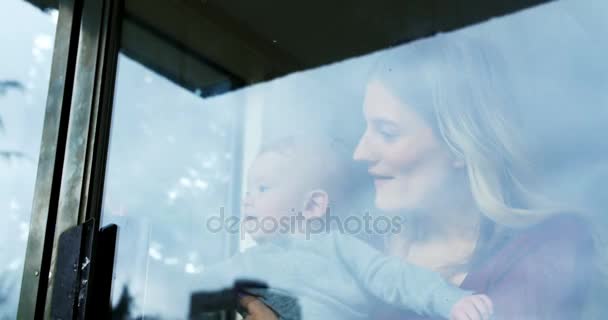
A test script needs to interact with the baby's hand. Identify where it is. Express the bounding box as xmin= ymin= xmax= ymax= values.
xmin=449 ymin=294 xmax=493 ymax=320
